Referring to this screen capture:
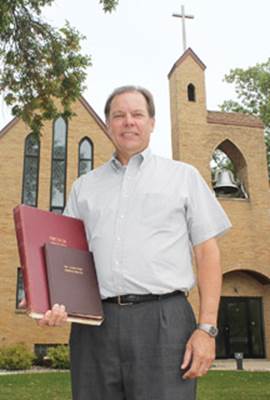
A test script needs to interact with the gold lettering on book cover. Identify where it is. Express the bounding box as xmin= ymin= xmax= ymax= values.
xmin=49 ymin=236 xmax=67 ymax=246
xmin=64 ymin=265 xmax=84 ymax=275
